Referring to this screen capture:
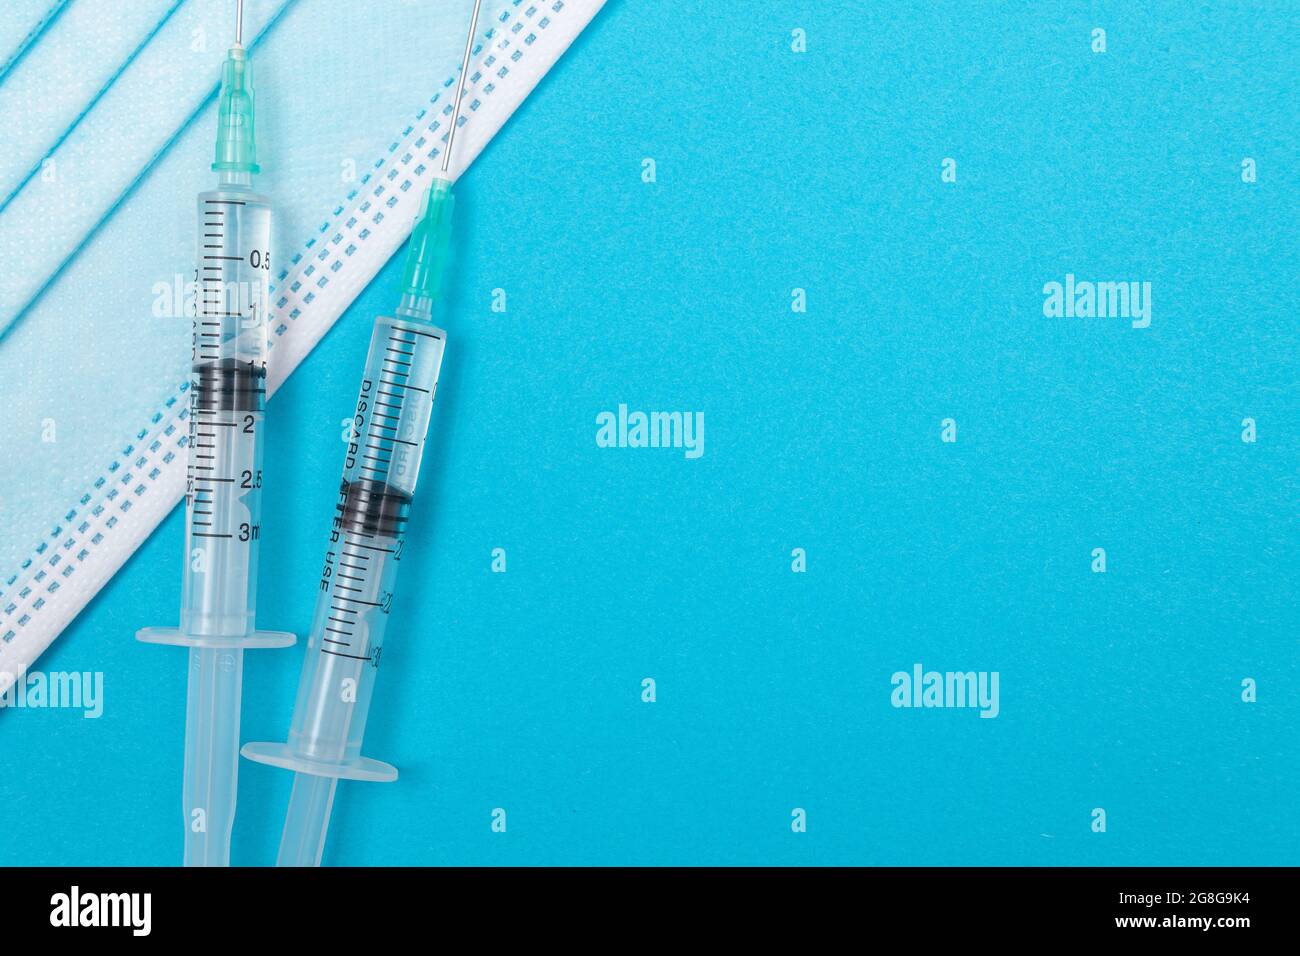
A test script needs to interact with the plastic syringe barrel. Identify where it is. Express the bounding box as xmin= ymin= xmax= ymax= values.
xmin=185 ymin=181 xmax=270 ymax=636
xmin=295 ymin=312 xmax=444 ymax=756
xmin=243 ymin=313 xmax=445 ymax=790
xmin=138 ymin=176 xmax=287 ymax=647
